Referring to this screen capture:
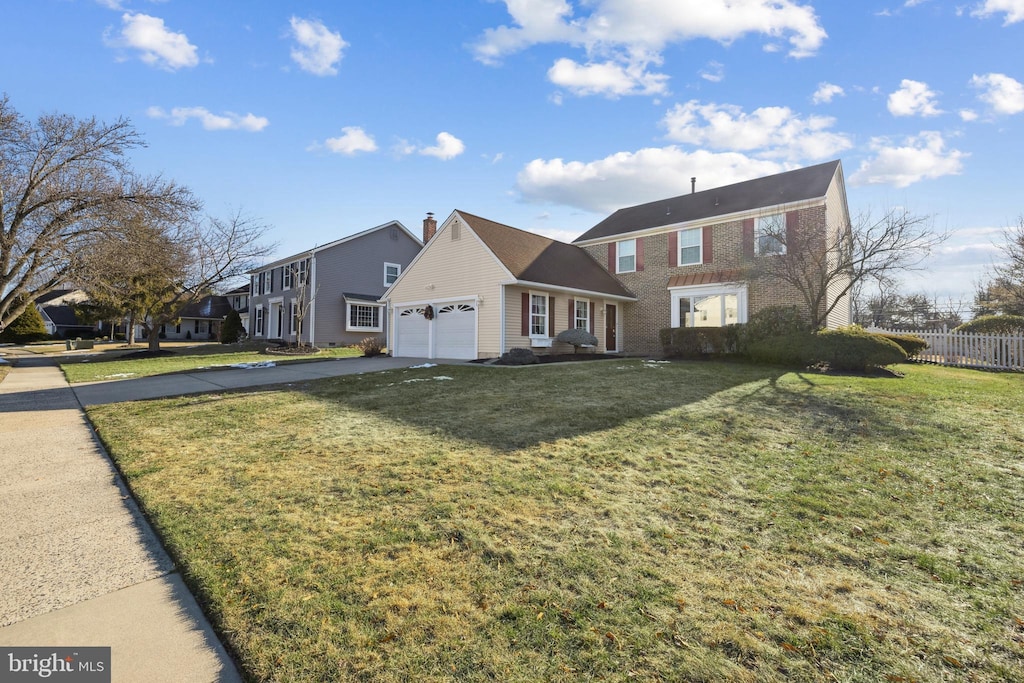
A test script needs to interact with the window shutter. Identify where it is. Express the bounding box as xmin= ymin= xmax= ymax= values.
xmin=521 ymin=292 xmax=529 ymax=336
xmin=636 ymin=237 xmax=645 ymax=271
xmin=589 ymin=302 xmax=595 ymax=334
xmin=608 ymin=242 xmax=615 ymax=272
xmin=743 ymin=218 xmax=755 ymax=259
xmin=703 ymin=226 xmax=714 ymax=264
xmin=568 ymin=298 xmax=575 ymax=328
xmin=548 ymin=296 xmax=555 ymax=336
xmin=668 ymin=231 xmax=678 ymax=267
xmin=786 ymin=211 xmax=799 ymax=247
